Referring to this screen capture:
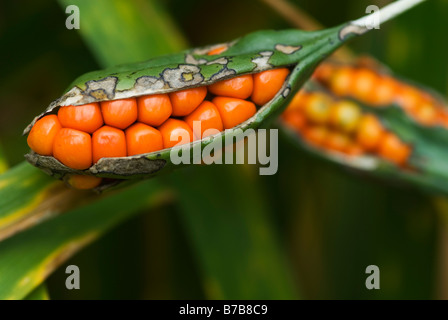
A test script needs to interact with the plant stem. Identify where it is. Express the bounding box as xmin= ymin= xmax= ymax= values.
xmin=352 ymin=0 xmax=427 ymax=28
